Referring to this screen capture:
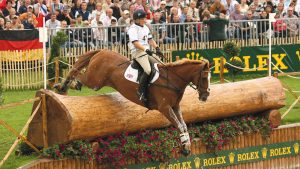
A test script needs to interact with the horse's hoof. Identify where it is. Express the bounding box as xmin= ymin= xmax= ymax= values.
xmin=75 ymin=81 xmax=83 ymax=91
xmin=53 ymin=83 xmax=61 ymax=90
xmin=181 ymin=149 xmax=191 ymax=156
